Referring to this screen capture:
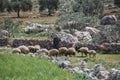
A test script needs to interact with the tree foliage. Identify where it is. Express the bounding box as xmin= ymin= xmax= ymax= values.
xmin=0 ymin=0 xmax=32 ymax=17
xmin=114 ymin=0 xmax=120 ymax=7
xmin=56 ymin=12 xmax=100 ymax=30
xmin=0 ymin=0 xmax=8 ymax=12
xmin=10 ymin=0 xmax=32 ymax=17
xmin=38 ymin=0 xmax=59 ymax=16
xmin=73 ymin=0 xmax=104 ymax=16
xmin=58 ymin=0 xmax=75 ymax=14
